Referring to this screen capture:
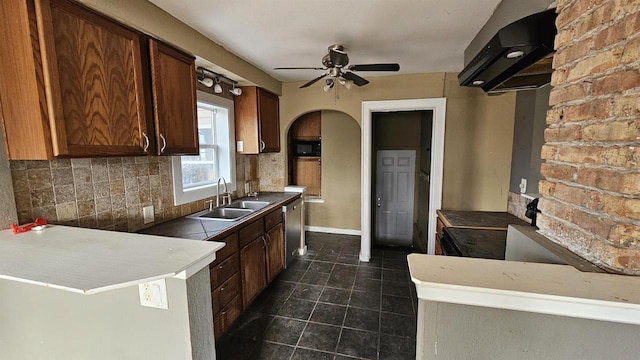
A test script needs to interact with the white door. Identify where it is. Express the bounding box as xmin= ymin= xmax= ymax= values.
xmin=375 ymin=150 xmax=416 ymax=246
